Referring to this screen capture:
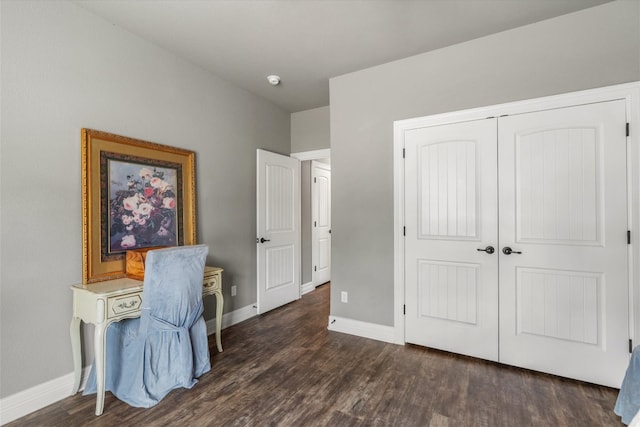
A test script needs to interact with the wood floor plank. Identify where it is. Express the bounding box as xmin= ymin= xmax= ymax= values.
xmin=7 ymin=283 xmax=624 ymax=426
